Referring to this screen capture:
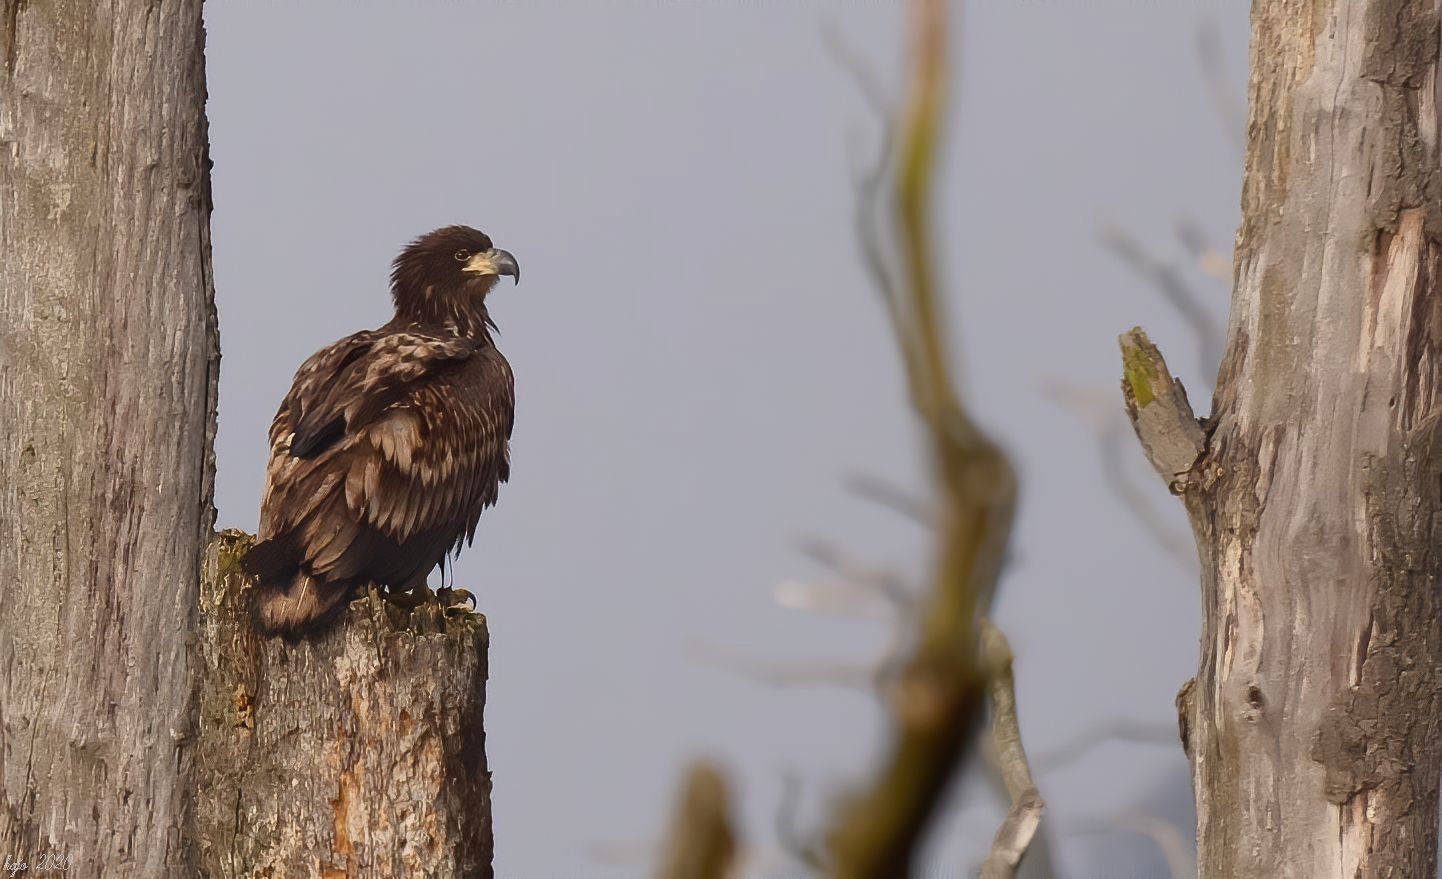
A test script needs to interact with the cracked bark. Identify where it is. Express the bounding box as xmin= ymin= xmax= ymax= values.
xmin=1 ymin=5 xmax=494 ymax=876
xmin=0 ymin=3 xmax=217 ymax=875
xmin=1122 ymin=0 xmax=1442 ymax=873
xmin=195 ymin=532 xmax=493 ymax=879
